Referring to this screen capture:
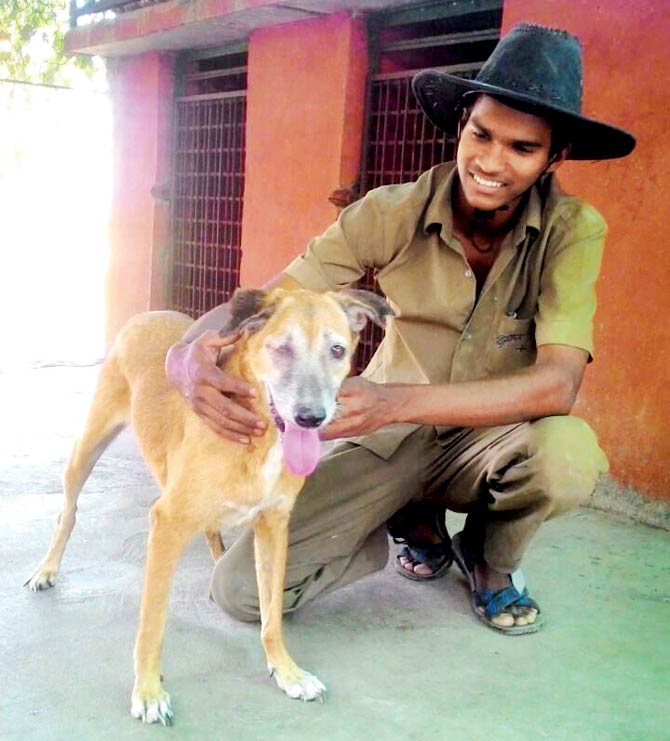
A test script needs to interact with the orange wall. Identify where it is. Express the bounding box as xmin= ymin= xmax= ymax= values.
xmin=503 ymin=1 xmax=670 ymax=498
xmin=106 ymin=51 xmax=173 ymax=344
xmin=240 ymin=12 xmax=368 ymax=286
xmin=101 ymin=5 xmax=668 ymax=501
